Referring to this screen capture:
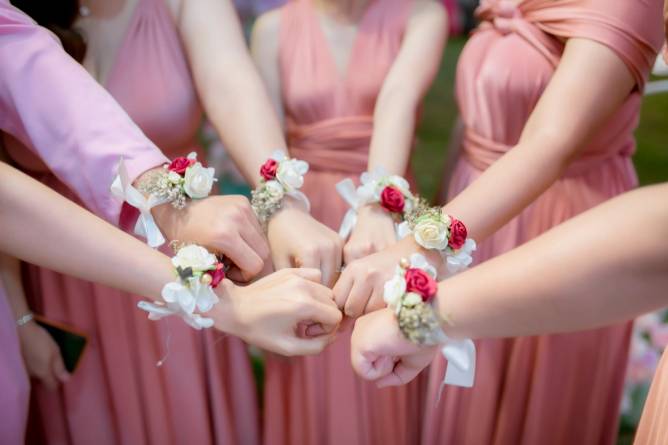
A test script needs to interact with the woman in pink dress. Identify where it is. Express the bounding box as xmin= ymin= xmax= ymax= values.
xmin=347 ymin=182 xmax=668 ymax=443
xmin=4 ymin=0 xmax=341 ymax=443
xmin=251 ymin=0 xmax=446 ymax=443
xmin=334 ymin=0 xmax=664 ymax=443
